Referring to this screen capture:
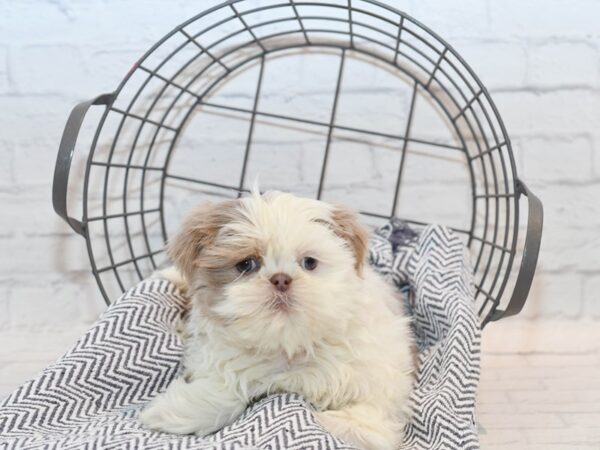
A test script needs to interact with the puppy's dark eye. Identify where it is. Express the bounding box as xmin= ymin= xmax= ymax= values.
xmin=301 ymin=257 xmax=318 ymax=271
xmin=235 ymin=257 xmax=260 ymax=274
